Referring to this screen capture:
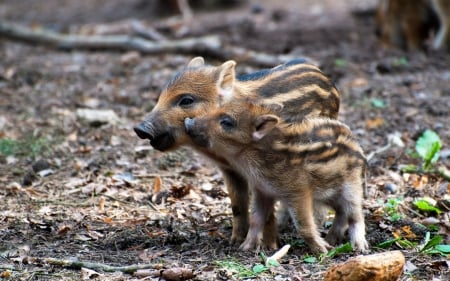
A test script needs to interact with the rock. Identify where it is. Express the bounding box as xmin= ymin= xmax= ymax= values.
xmin=32 ymin=159 xmax=51 ymax=173
xmin=324 ymin=250 xmax=405 ymax=281
xmin=384 ymin=182 xmax=398 ymax=194
xmin=22 ymin=171 xmax=37 ymax=186
xmin=76 ymin=108 xmax=120 ymax=126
